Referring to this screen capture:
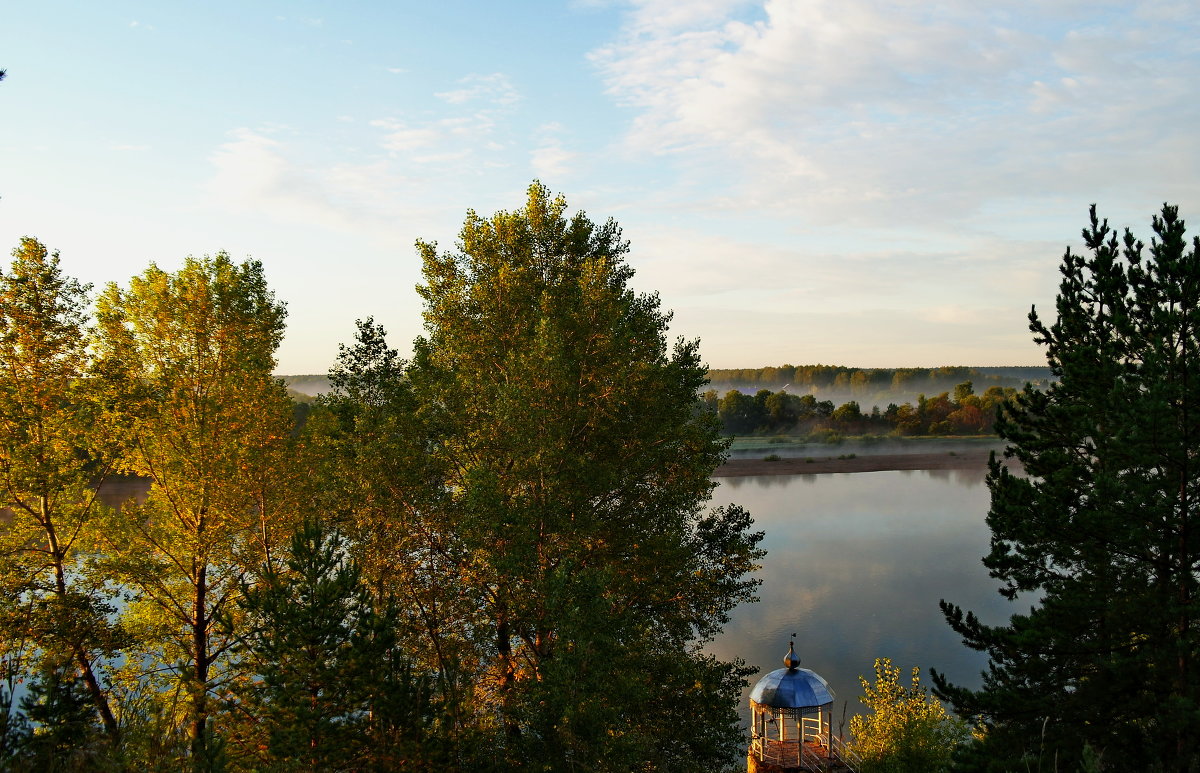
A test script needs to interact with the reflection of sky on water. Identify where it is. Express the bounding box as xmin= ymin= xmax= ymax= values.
xmin=708 ymin=469 xmax=1013 ymax=727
